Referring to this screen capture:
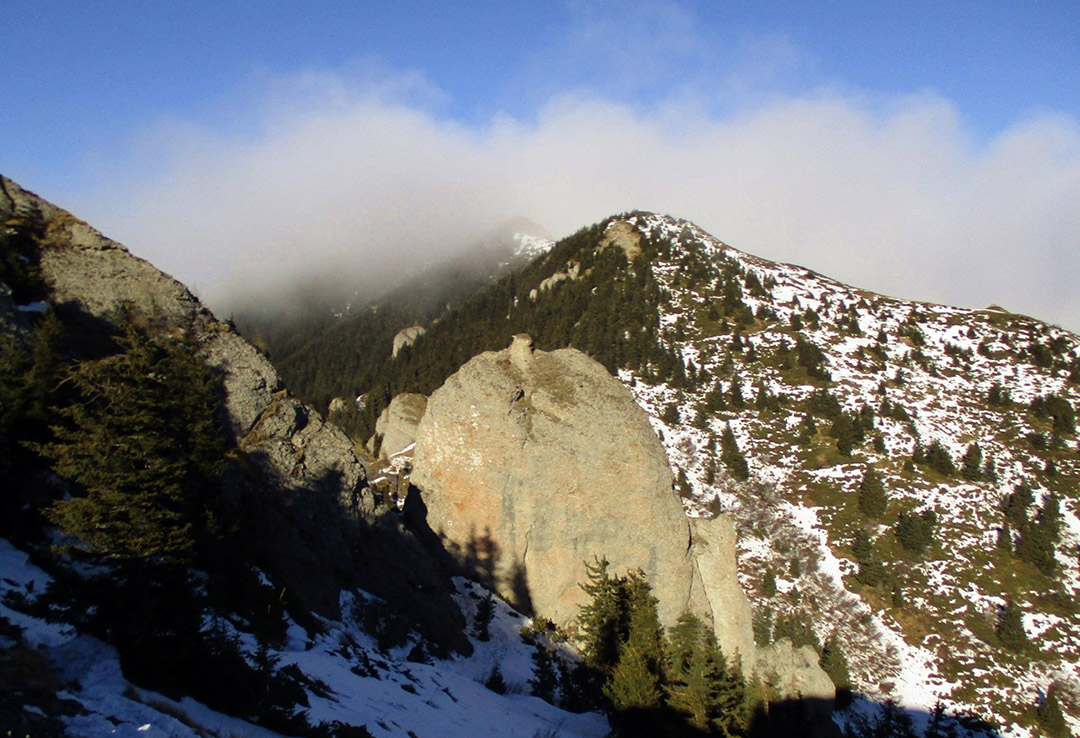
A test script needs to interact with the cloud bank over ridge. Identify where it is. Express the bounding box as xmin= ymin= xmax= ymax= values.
xmin=76 ymin=68 xmax=1080 ymax=331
